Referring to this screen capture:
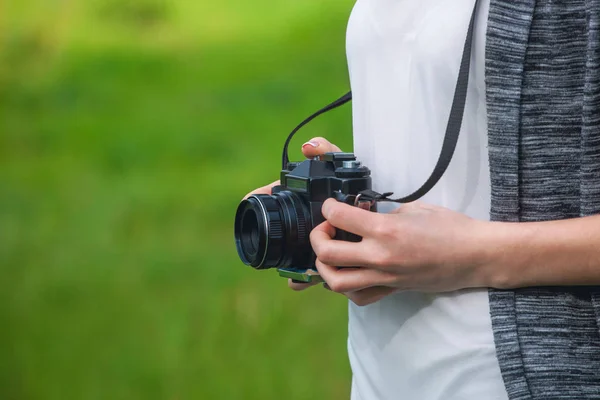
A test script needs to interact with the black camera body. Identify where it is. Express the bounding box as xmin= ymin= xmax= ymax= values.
xmin=234 ymin=152 xmax=375 ymax=275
